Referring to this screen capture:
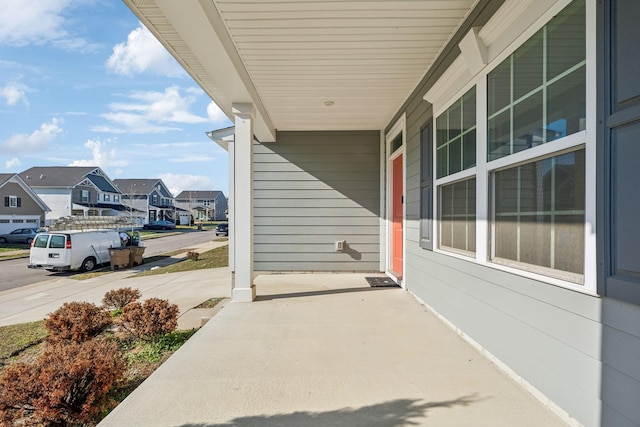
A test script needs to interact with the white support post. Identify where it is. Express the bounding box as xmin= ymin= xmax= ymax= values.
xmin=231 ymin=103 xmax=255 ymax=302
